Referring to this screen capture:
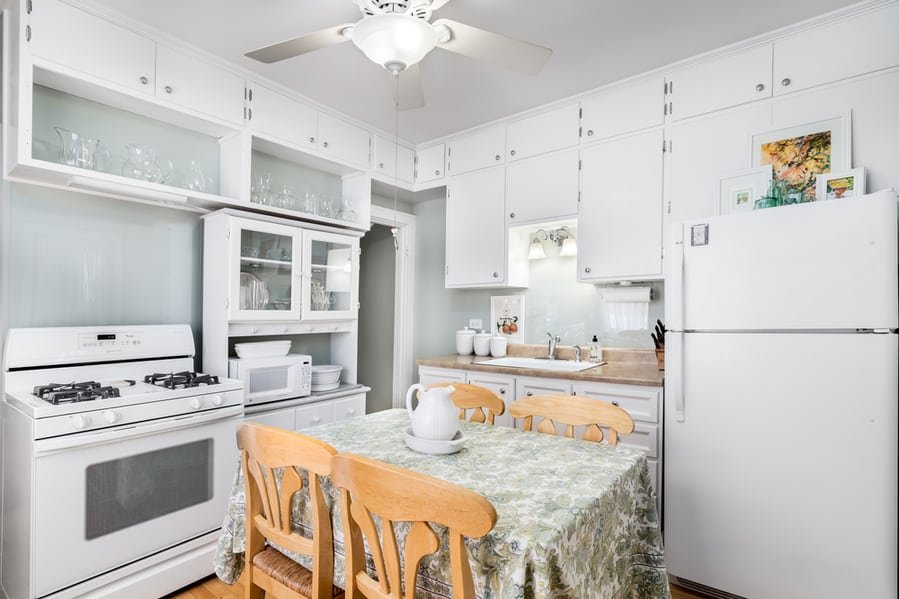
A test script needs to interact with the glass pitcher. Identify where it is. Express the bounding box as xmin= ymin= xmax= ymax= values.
xmin=54 ymin=127 xmax=80 ymax=167
xmin=121 ymin=144 xmax=173 ymax=184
